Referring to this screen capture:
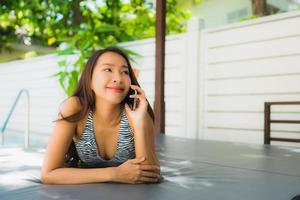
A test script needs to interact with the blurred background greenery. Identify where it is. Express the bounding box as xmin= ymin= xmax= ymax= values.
xmin=0 ymin=0 xmax=191 ymax=95
xmin=1 ymin=0 xmax=299 ymax=95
